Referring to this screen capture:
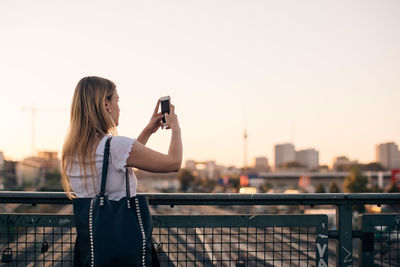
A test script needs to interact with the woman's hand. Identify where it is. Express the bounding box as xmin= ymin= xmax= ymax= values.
xmin=145 ymin=100 xmax=163 ymax=134
xmin=137 ymin=100 xmax=163 ymax=145
xmin=164 ymin=104 xmax=180 ymax=131
xmin=127 ymin=102 xmax=182 ymax=173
